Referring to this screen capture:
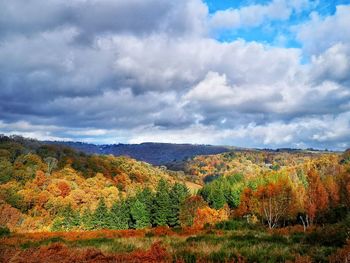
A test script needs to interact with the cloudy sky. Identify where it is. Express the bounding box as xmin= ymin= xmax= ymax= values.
xmin=0 ymin=0 xmax=350 ymax=149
